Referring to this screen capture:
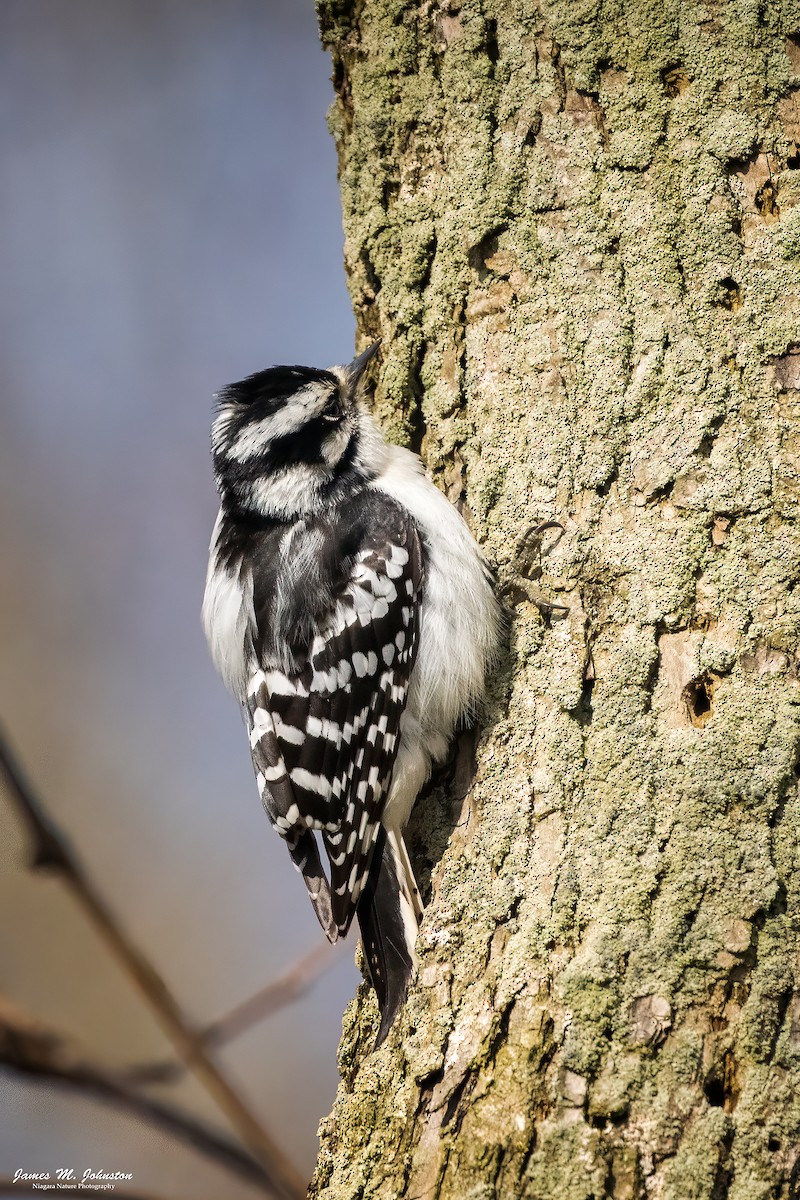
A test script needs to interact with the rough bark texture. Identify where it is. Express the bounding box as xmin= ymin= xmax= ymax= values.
xmin=312 ymin=2 xmax=800 ymax=1197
